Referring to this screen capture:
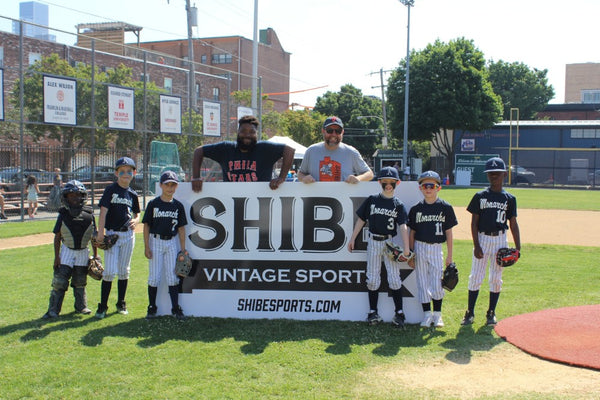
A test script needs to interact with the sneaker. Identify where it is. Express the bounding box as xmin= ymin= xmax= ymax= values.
xmin=146 ymin=305 xmax=158 ymax=320
xmin=77 ymin=307 xmax=92 ymax=315
xmin=42 ymin=311 xmax=58 ymax=319
xmin=420 ymin=311 xmax=433 ymax=327
xmin=95 ymin=303 xmax=107 ymax=319
xmin=0 ymin=212 xmax=7 ymax=220
xmin=366 ymin=311 xmax=383 ymax=325
xmin=171 ymin=306 xmax=186 ymax=321
xmin=116 ymin=301 xmax=128 ymax=315
xmin=392 ymin=312 xmax=406 ymax=328
xmin=432 ymin=312 xmax=445 ymax=327
xmin=486 ymin=310 xmax=497 ymax=326
xmin=461 ymin=310 xmax=474 ymax=325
